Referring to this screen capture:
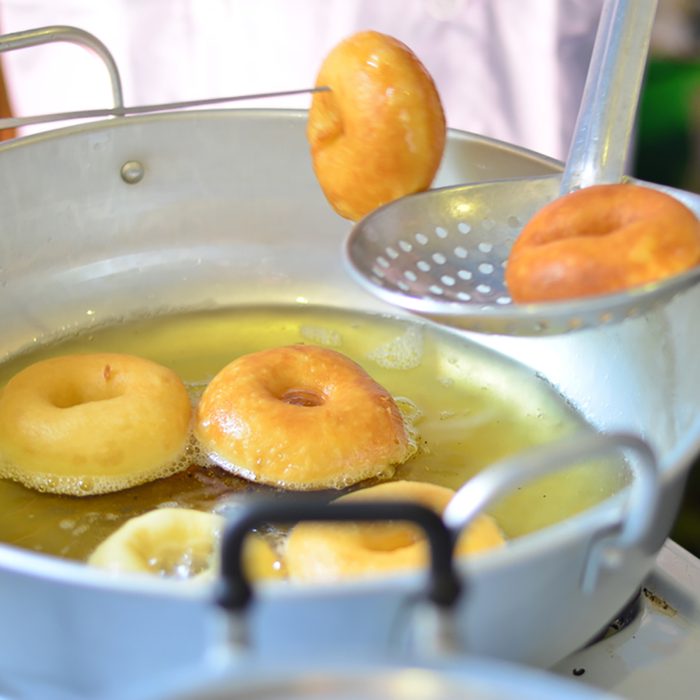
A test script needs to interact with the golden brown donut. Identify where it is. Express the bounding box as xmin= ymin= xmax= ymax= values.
xmin=0 ymin=353 xmax=192 ymax=495
xmin=505 ymin=183 xmax=700 ymax=303
xmin=285 ymin=480 xmax=504 ymax=583
xmin=307 ymin=30 xmax=446 ymax=221
xmin=195 ymin=344 xmax=414 ymax=490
